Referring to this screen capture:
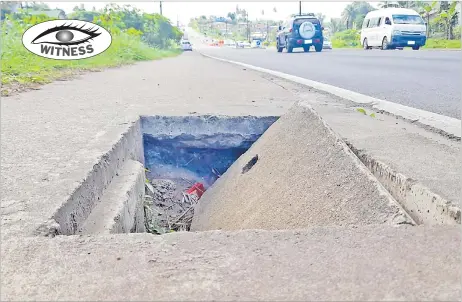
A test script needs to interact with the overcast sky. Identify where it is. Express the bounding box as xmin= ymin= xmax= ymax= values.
xmin=43 ymin=2 xmax=353 ymax=24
